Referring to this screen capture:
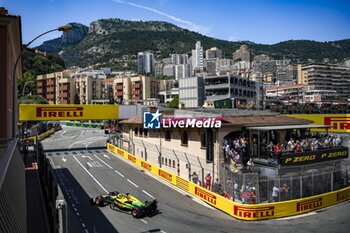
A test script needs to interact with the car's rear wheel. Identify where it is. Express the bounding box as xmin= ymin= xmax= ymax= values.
xmin=131 ymin=207 xmax=142 ymax=218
